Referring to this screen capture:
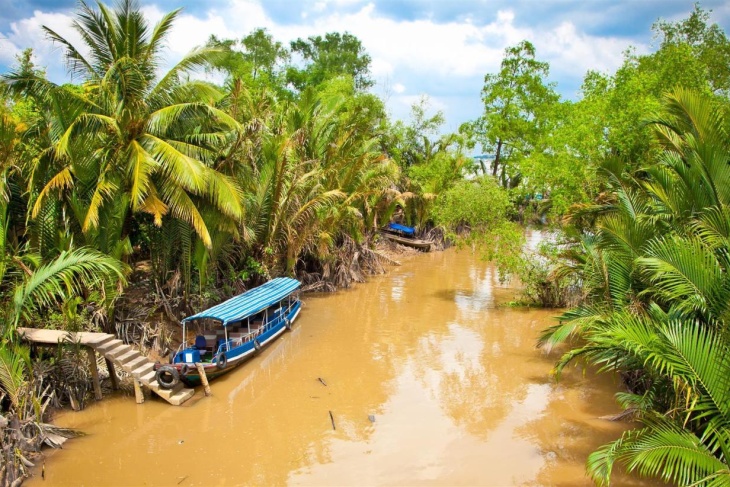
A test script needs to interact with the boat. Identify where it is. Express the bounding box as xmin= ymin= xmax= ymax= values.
xmin=381 ymin=222 xmax=432 ymax=251
xmin=384 ymin=222 xmax=416 ymax=237
xmin=153 ymin=277 xmax=302 ymax=389
xmin=381 ymin=232 xmax=433 ymax=250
